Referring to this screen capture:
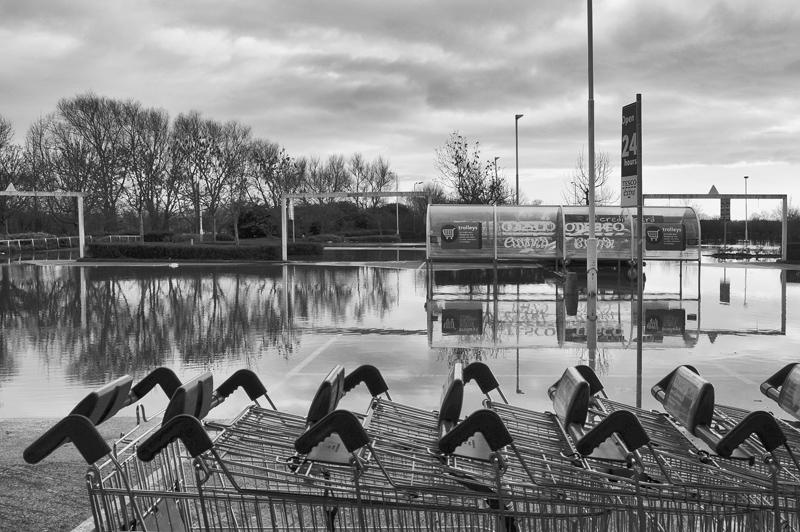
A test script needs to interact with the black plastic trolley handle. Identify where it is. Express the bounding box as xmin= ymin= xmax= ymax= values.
xmin=715 ymin=410 xmax=787 ymax=457
xmin=343 ymin=365 xmax=389 ymax=397
xmin=130 ymin=367 xmax=182 ymax=402
xmin=24 ymin=414 xmax=111 ymax=465
xmin=573 ymin=365 xmax=605 ymax=396
xmin=462 ymin=362 xmax=501 ymax=395
xmin=574 ymin=410 xmax=650 ymax=456
xmin=216 ymin=369 xmax=268 ymax=401
xmin=294 ymin=410 xmax=370 ymax=454
xmin=137 ymin=414 xmax=214 ymax=462
xmin=438 ymin=409 xmax=513 ymax=455
xmin=760 ymin=363 xmax=798 ymax=402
